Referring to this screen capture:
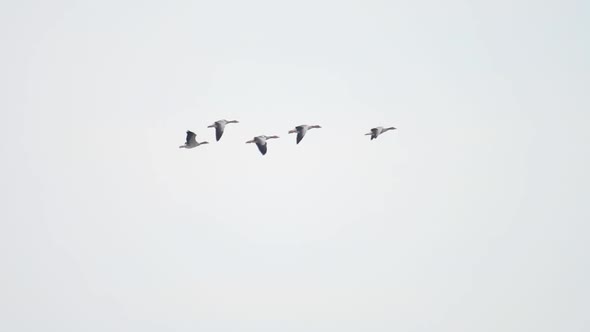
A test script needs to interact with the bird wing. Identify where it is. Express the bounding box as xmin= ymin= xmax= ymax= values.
xmin=215 ymin=126 xmax=224 ymax=141
xmin=186 ymin=131 xmax=196 ymax=144
xmin=296 ymin=130 xmax=306 ymax=144
xmin=296 ymin=126 xmax=307 ymax=144
xmin=257 ymin=142 xmax=268 ymax=155
xmin=371 ymin=128 xmax=379 ymax=140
